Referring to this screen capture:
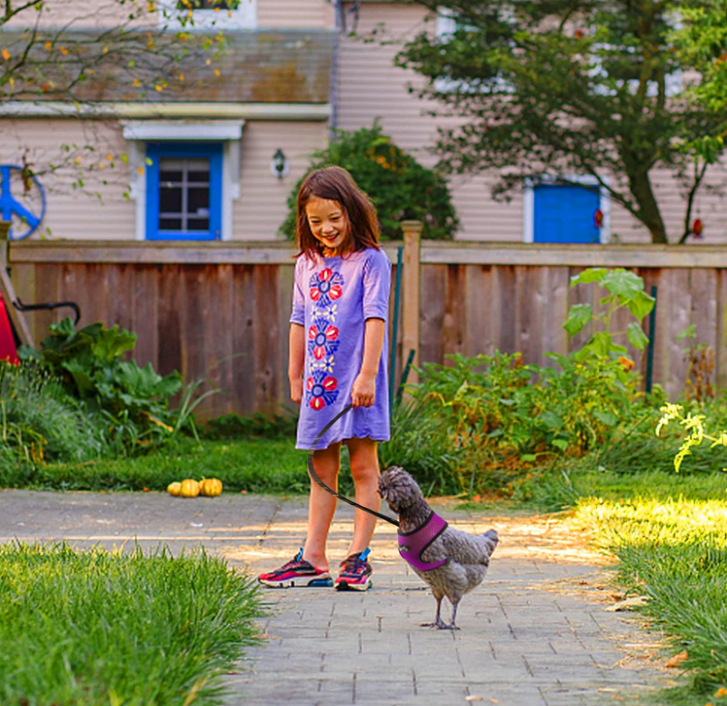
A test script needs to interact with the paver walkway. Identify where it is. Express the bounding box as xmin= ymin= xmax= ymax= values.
xmin=0 ymin=490 xmax=672 ymax=705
